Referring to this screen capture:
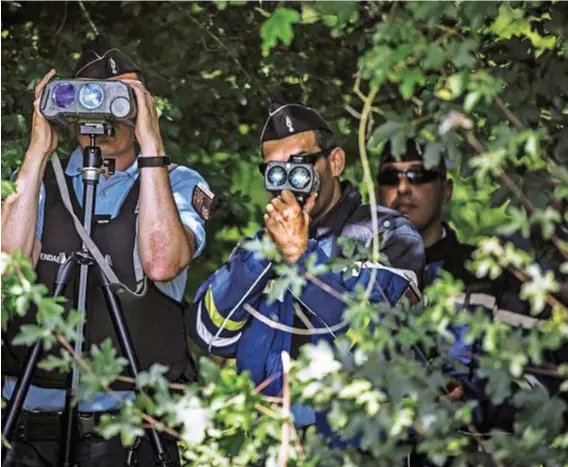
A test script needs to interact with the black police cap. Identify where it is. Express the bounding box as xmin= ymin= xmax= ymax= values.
xmin=260 ymin=101 xmax=333 ymax=143
xmin=73 ymin=35 xmax=142 ymax=79
xmin=380 ymin=139 xmax=448 ymax=174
